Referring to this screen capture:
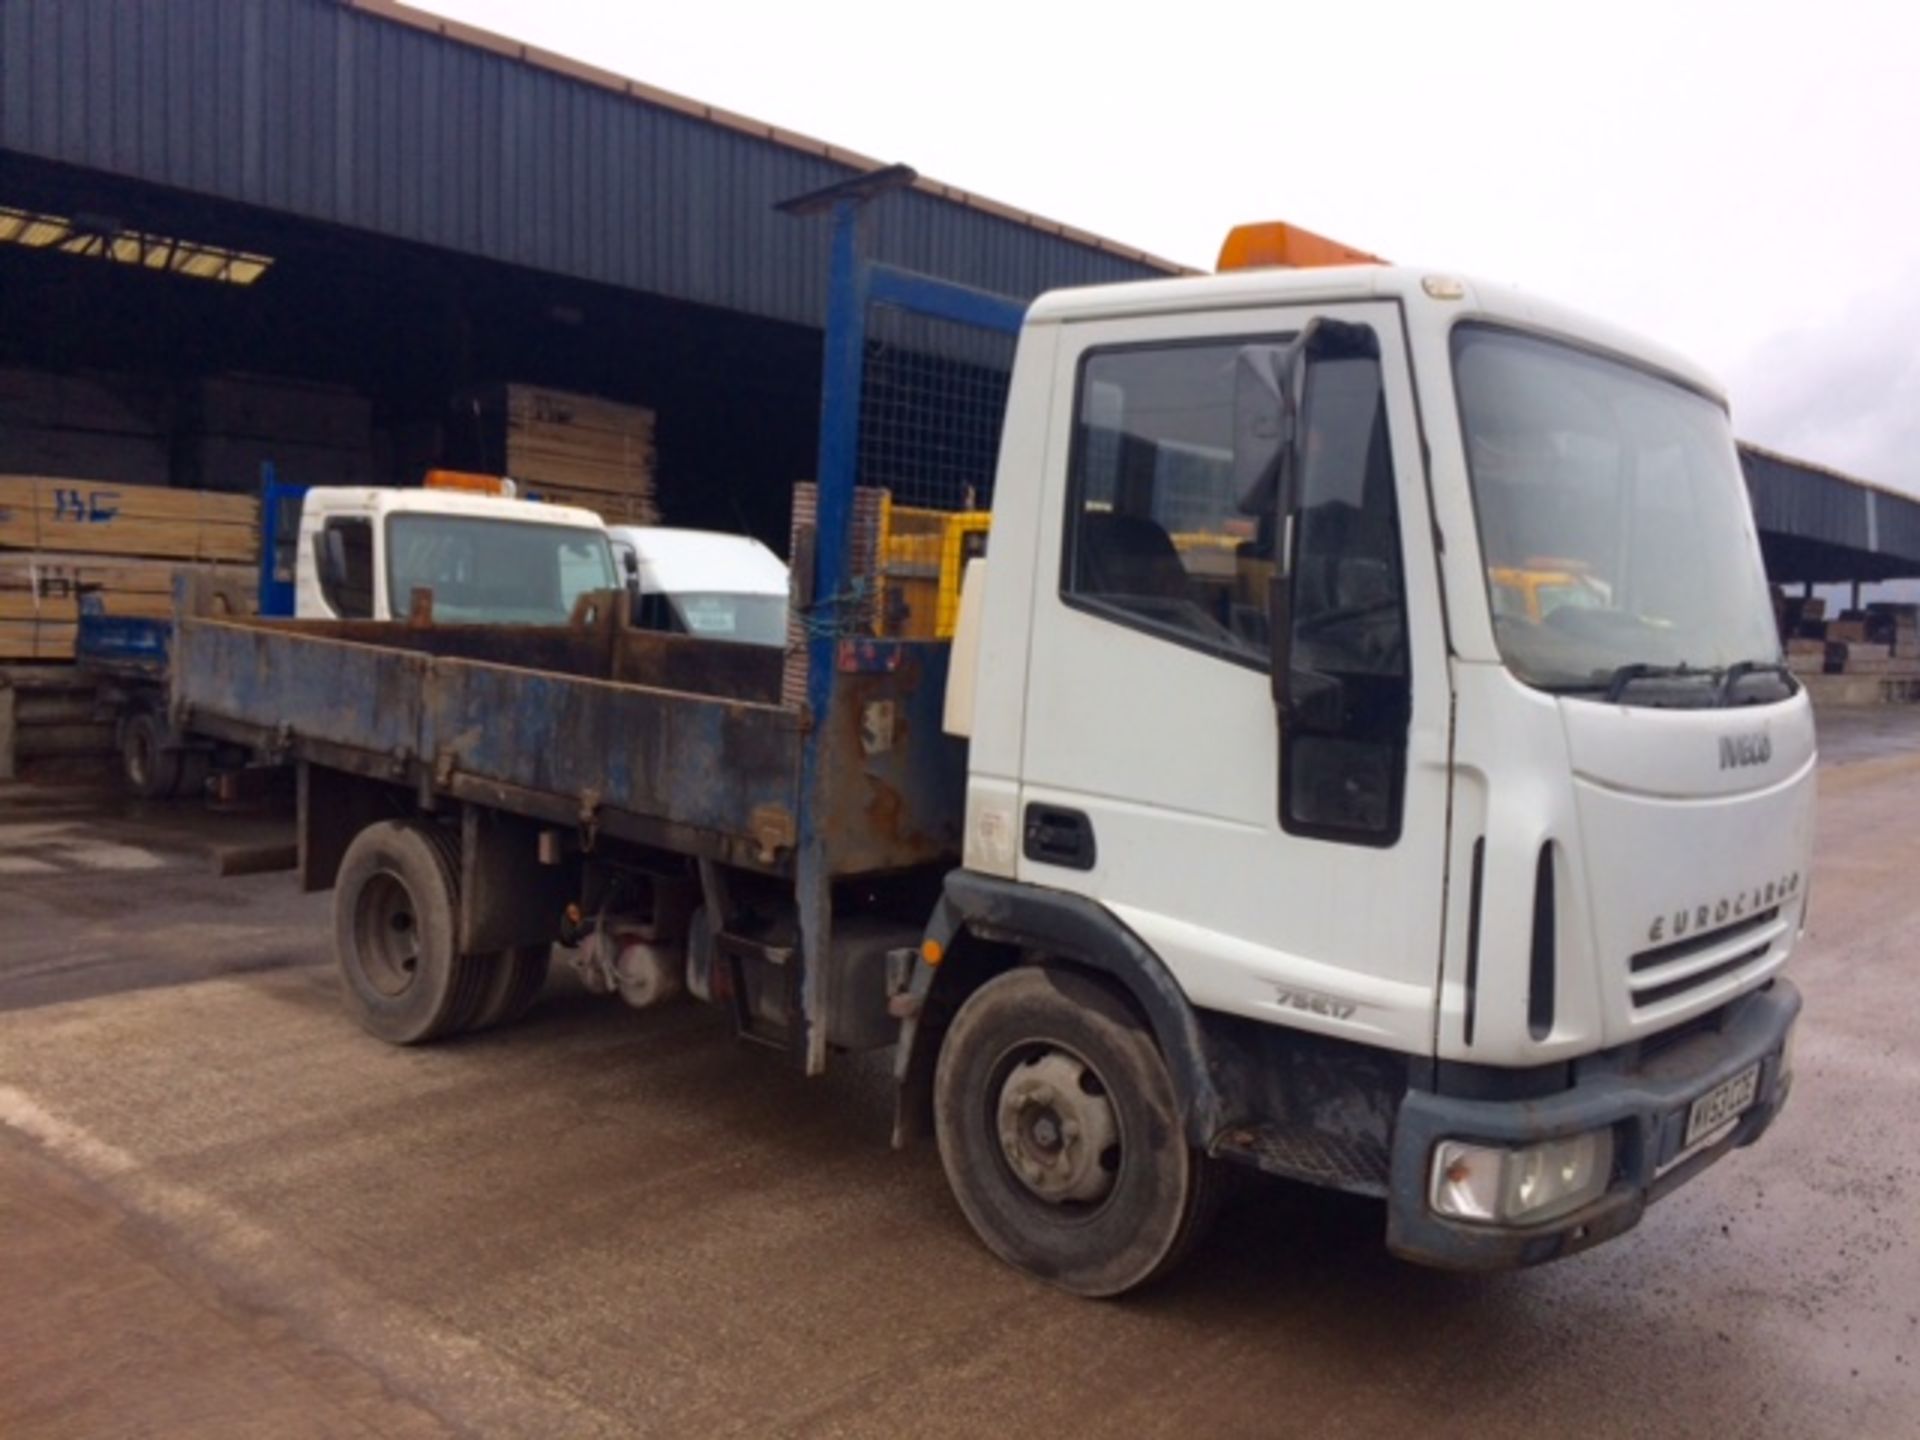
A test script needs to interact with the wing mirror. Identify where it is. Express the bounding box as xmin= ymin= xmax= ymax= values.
xmin=1236 ymin=321 xmax=1380 ymax=718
